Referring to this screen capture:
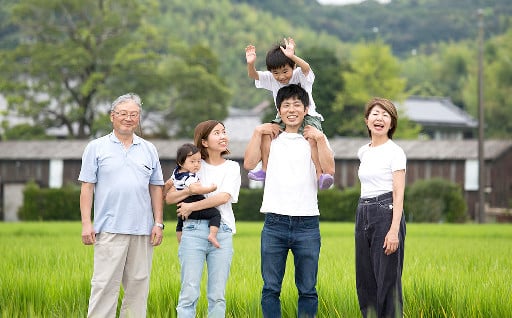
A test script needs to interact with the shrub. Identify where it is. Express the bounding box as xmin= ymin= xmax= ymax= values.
xmin=319 ymin=186 xmax=359 ymax=222
xmin=405 ymin=178 xmax=467 ymax=223
xmin=233 ymin=188 xmax=265 ymax=221
xmin=19 ymin=184 xmax=362 ymax=222
xmin=18 ymin=181 xmax=81 ymax=221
